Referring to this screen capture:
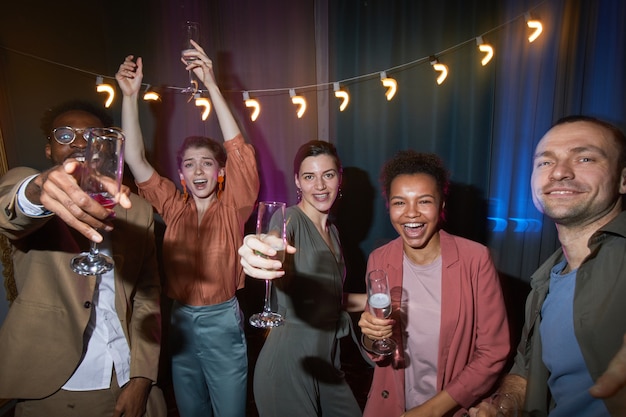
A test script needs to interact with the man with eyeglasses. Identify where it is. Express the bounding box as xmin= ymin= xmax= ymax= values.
xmin=0 ymin=101 xmax=166 ymax=417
